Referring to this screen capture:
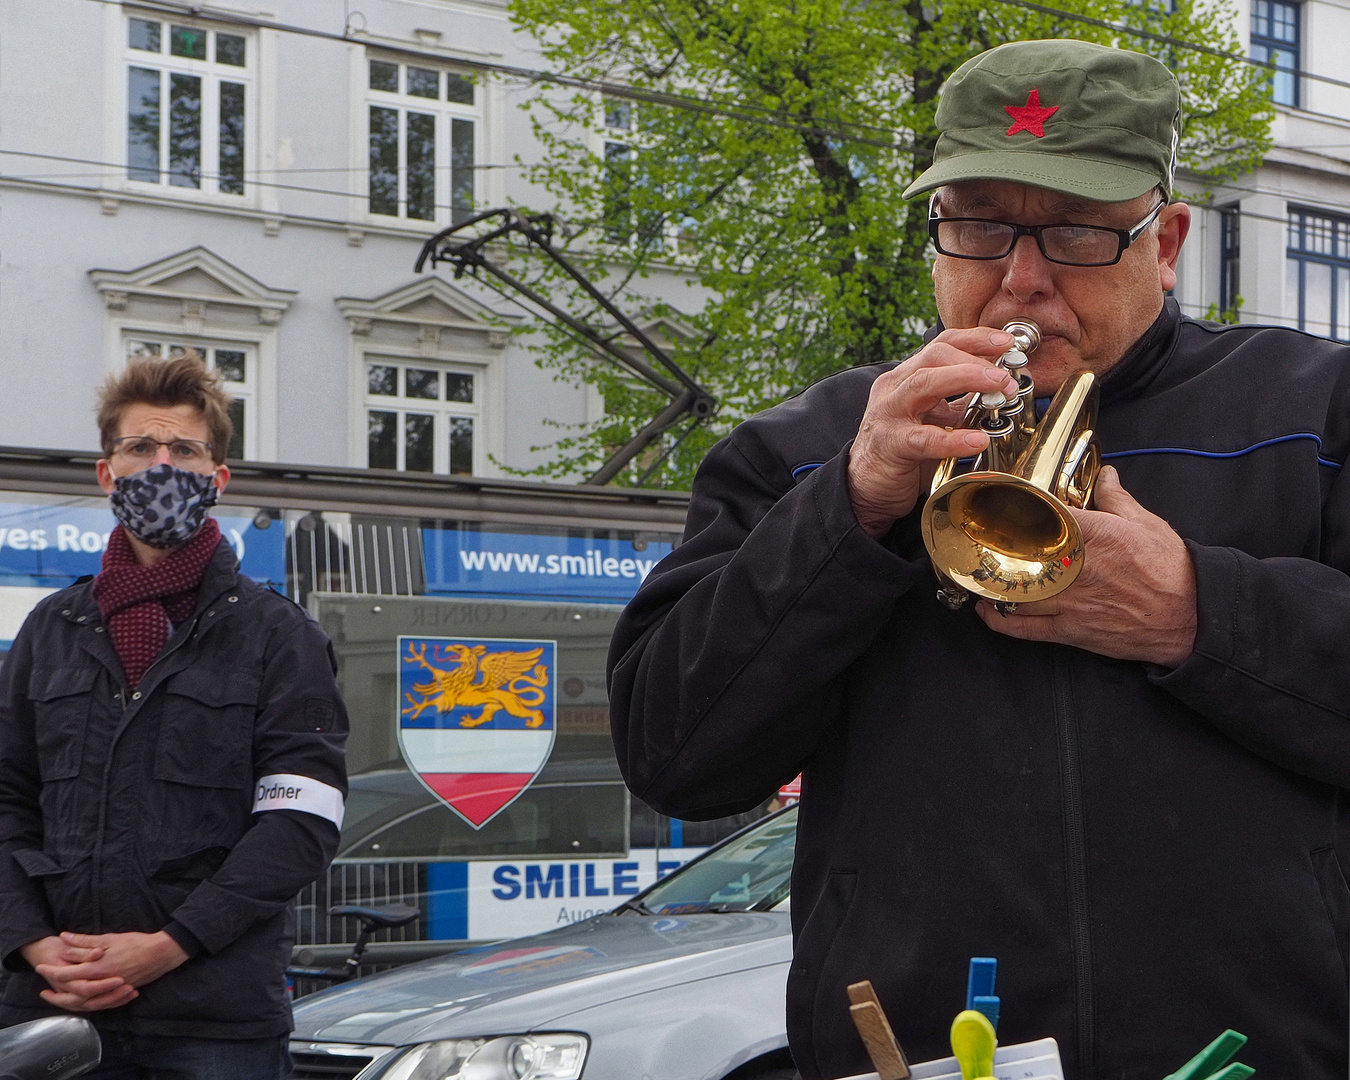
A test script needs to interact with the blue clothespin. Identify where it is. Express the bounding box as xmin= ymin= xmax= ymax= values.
xmin=966 ymin=957 xmax=999 ymax=1031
